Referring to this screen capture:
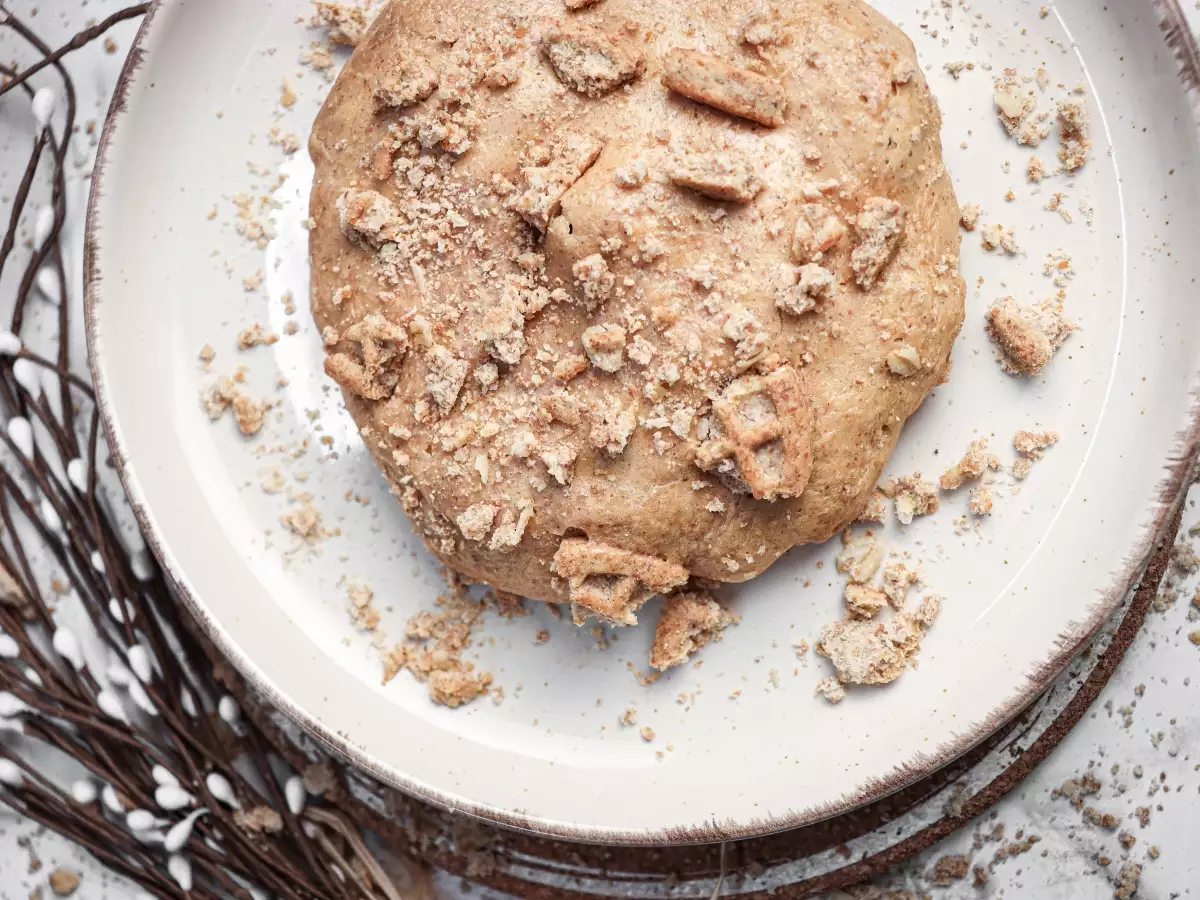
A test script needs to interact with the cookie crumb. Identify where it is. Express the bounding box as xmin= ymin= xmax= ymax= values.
xmin=817 ymin=604 xmax=937 ymax=688
xmin=572 ymin=253 xmax=616 ymax=305
xmin=880 ymin=473 xmax=938 ymax=525
xmin=940 ymin=438 xmax=1000 ymax=490
xmin=980 ymin=223 xmax=1019 ymax=254
xmin=886 ymin=343 xmax=921 ymax=377
xmin=373 ymin=54 xmax=438 ymax=109
xmin=741 ymin=5 xmax=781 ymax=46
xmin=281 ymin=497 xmax=323 ymax=539
xmin=835 ymin=530 xmax=884 ymax=583
xmin=929 ymin=854 xmax=970 ymax=886
xmin=237 ymin=323 xmax=279 ymax=350
xmin=987 ymin=297 xmax=1074 ymax=376
xmin=968 ymin=484 xmax=994 ymax=515
xmin=202 ymin=376 xmax=268 ymax=436
xmin=880 ymin=562 xmax=919 ymax=608
xmin=456 ymin=503 xmax=499 ymax=542
xmin=1113 ymin=862 xmax=1141 ymax=900
xmin=815 ymin=676 xmax=845 ymax=704
xmin=280 ymin=79 xmax=298 ymax=109
xmin=844 ymin=584 xmax=888 ymax=619
xmin=1058 ymin=100 xmax=1090 ymax=172
xmin=48 ymin=870 xmax=81 ymax=897
xmin=855 ymin=491 xmax=889 ymax=524
xmin=582 ymin=323 xmax=627 ymax=373
xmin=311 ymin=1 xmax=368 ymax=46
xmin=959 ymin=202 xmax=981 ymax=231
xmin=993 ymin=68 xmax=1035 ymax=136
xmin=649 ymin=590 xmax=738 ymax=670
xmin=1013 ymin=429 xmax=1059 ymax=459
